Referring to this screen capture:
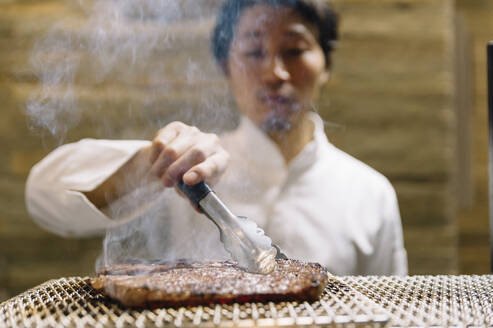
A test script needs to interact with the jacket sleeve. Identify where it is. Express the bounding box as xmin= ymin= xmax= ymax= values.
xmin=369 ymin=184 xmax=408 ymax=276
xmin=25 ymin=138 xmax=151 ymax=237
